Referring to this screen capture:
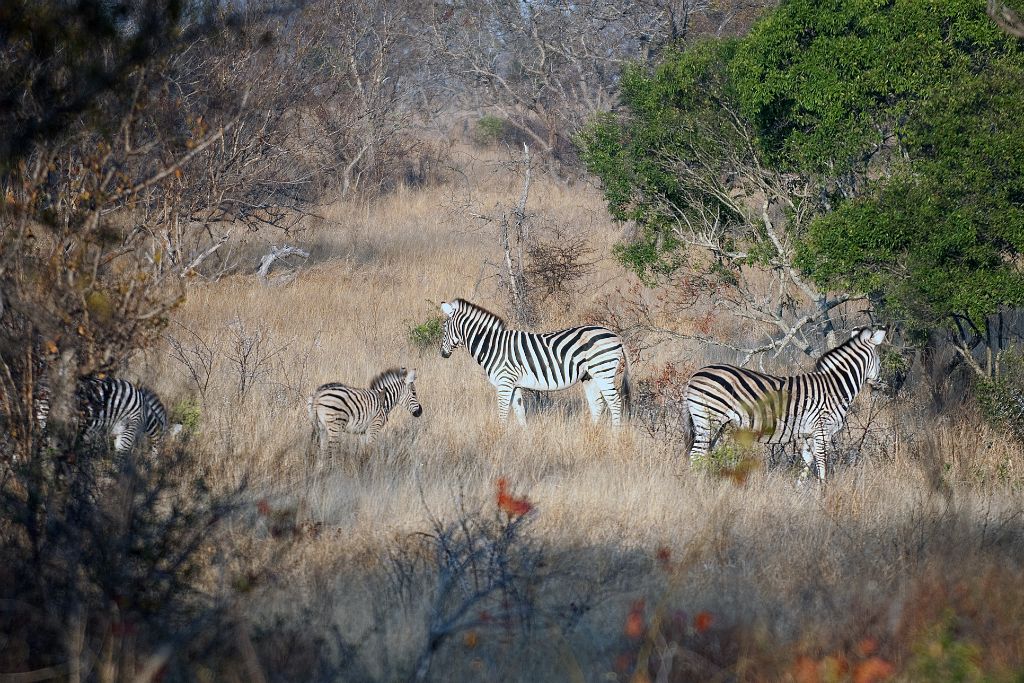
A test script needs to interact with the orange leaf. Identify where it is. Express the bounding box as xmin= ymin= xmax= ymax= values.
xmin=792 ymin=655 xmax=820 ymax=683
xmin=857 ymin=637 xmax=878 ymax=656
xmin=624 ymin=599 xmax=646 ymax=639
xmin=694 ymin=611 xmax=713 ymax=633
xmin=463 ymin=630 xmax=478 ymax=649
xmin=853 ymin=657 xmax=895 ymax=683
xmin=496 ymin=478 xmax=533 ymax=517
